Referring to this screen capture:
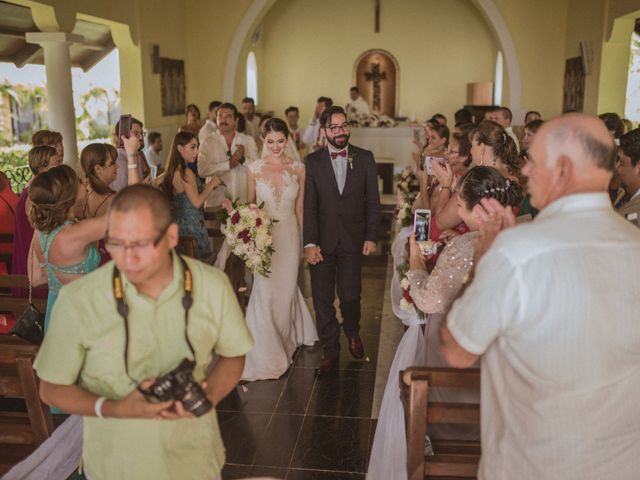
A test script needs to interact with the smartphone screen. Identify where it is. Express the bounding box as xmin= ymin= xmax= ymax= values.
xmin=413 ymin=128 xmax=421 ymax=142
xmin=118 ymin=114 xmax=132 ymax=148
xmin=413 ymin=209 xmax=431 ymax=242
